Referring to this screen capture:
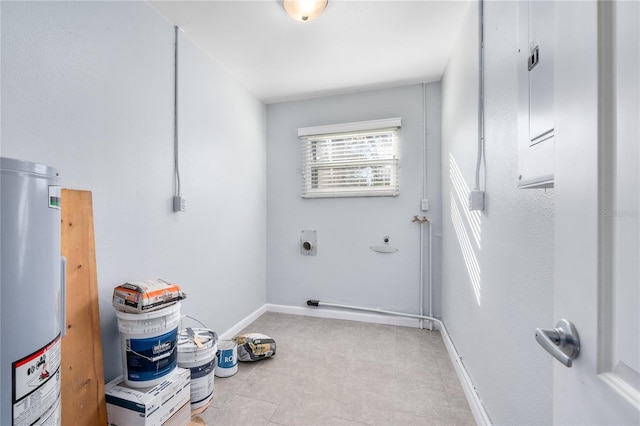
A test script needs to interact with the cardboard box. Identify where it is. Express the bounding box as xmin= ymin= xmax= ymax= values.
xmin=113 ymin=279 xmax=186 ymax=313
xmin=106 ymin=368 xmax=190 ymax=426
xmin=164 ymin=401 xmax=191 ymax=426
